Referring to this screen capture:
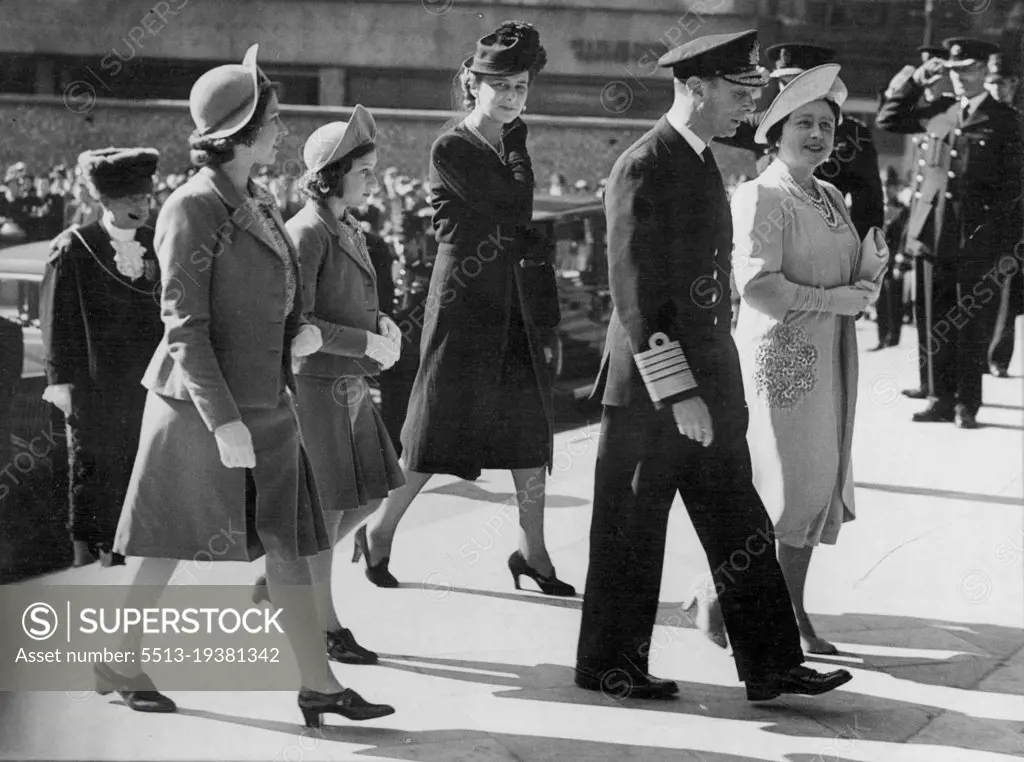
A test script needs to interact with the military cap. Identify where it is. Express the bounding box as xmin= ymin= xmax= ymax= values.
xmin=659 ymin=29 xmax=767 ymax=87
xmin=942 ymin=38 xmax=1000 ymax=69
xmin=917 ymin=45 xmax=946 ymax=62
xmin=764 ymin=43 xmax=836 ymax=78
xmin=464 ymin=21 xmax=547 ymax=77
xmin=303 ymin=105 xmax=377 ymax=174
xmin=78 ymin=147 xmax=159 ymax=198
xmin=190 ymin=44 xmax=273 ymax=141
